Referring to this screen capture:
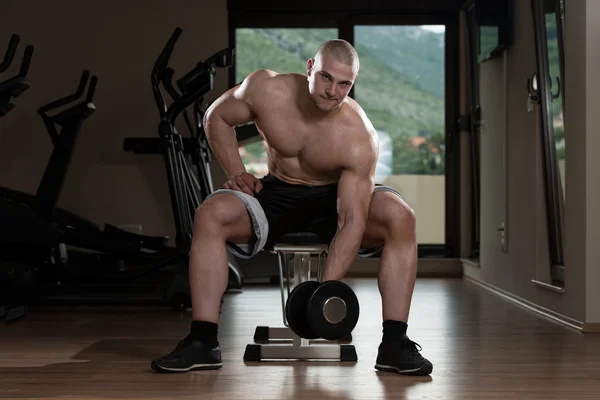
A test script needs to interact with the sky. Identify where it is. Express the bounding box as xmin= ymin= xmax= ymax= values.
xmin=420 ymin=25 xmax=446 ymax=33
